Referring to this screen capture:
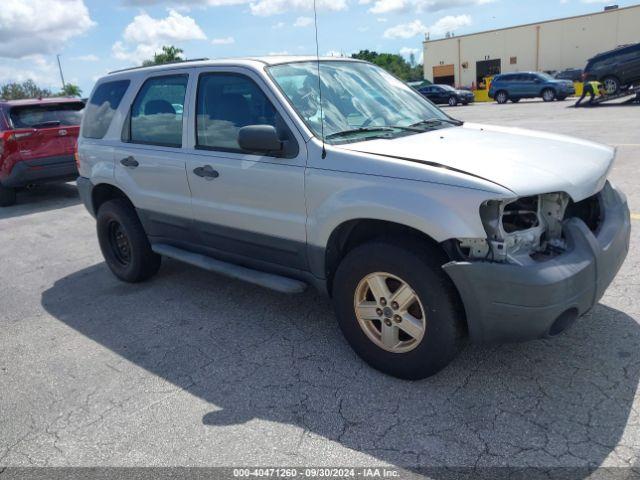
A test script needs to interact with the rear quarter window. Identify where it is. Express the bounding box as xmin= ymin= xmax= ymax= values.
xmin=82 ymin=80 xmax=130 ymax=139
xmin=10 ymin=102 xmax=84 ymax=129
